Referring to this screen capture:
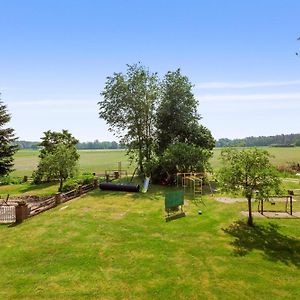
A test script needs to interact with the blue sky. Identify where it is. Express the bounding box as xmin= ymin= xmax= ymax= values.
xmin=1 ymin=0 xmax=300 ymax=142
